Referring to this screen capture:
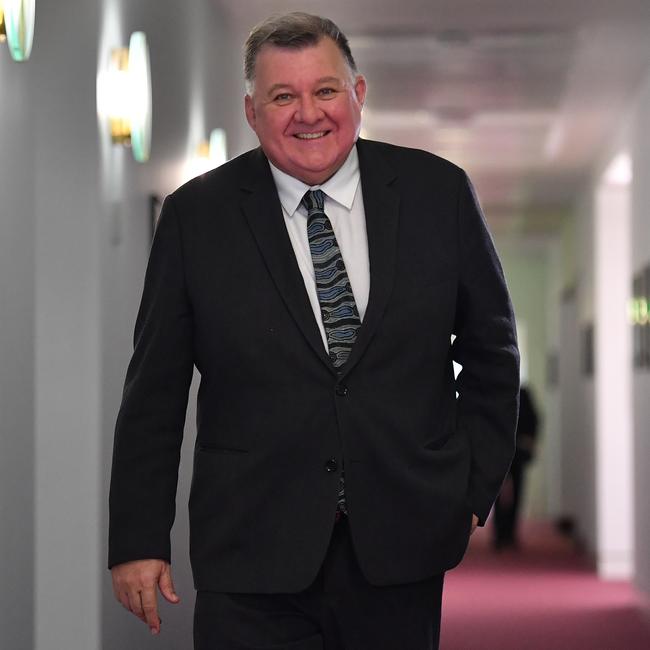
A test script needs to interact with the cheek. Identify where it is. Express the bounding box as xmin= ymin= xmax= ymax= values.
xmin=264 ymin=114 xmax=291 ymax=143
xmin=333 ymin=105 xmax=359 ymax=133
